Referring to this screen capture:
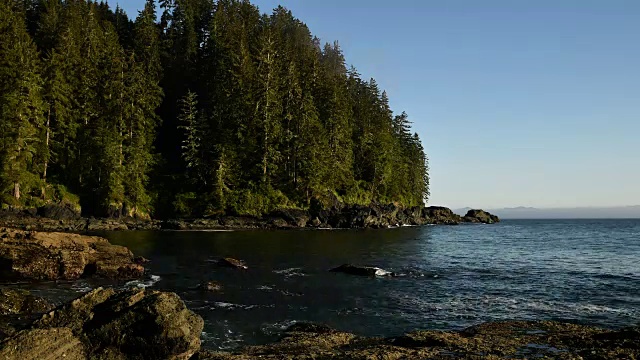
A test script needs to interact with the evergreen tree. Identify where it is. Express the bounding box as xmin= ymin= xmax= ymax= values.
xmin=0 ymin=1 xmax=45 ymax=204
